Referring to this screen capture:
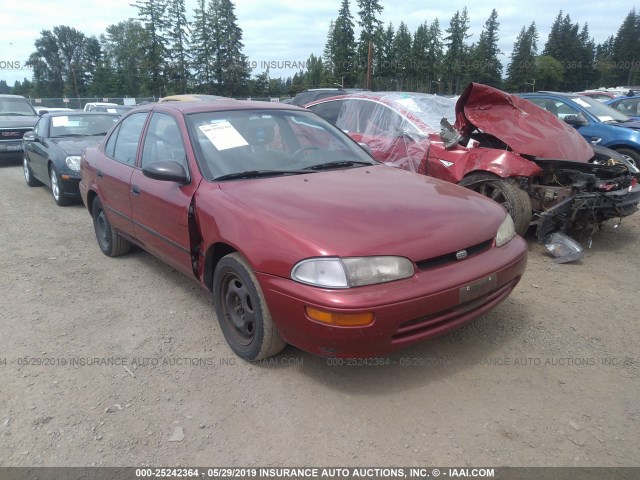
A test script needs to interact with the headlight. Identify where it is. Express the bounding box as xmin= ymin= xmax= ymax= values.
xmin=495 ymin=214 xmax=516 ymax=247
xmin=65 ymin=156 xmax=81 ymax=171
xmin=291 ymin=256 xmax=415 ymax=288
